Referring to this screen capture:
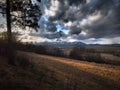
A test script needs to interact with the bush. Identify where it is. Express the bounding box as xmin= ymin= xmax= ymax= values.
xmin=34 ymin=46 xmax=47 ymax=54
xmin=70 ymin=47 xmax=104 ymax=63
